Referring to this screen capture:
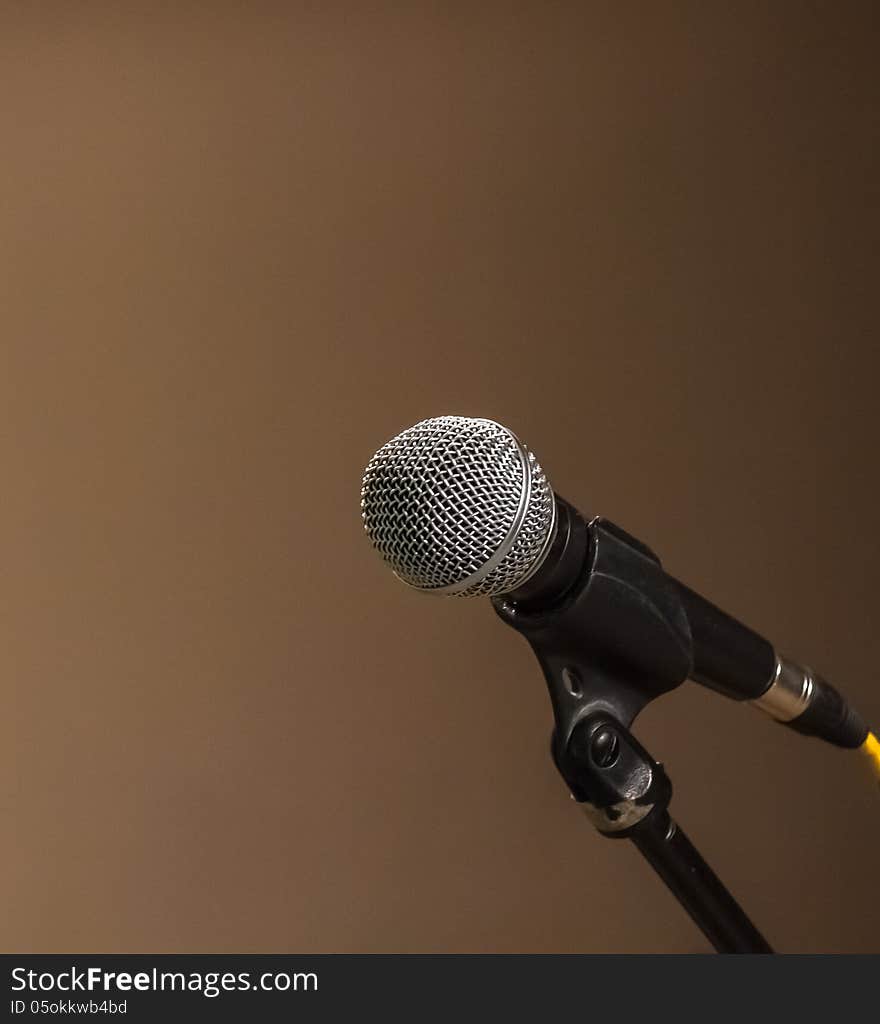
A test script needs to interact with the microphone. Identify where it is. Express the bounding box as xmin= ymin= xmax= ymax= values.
xmin=361 ymin=415 xmax=870 ymax=750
